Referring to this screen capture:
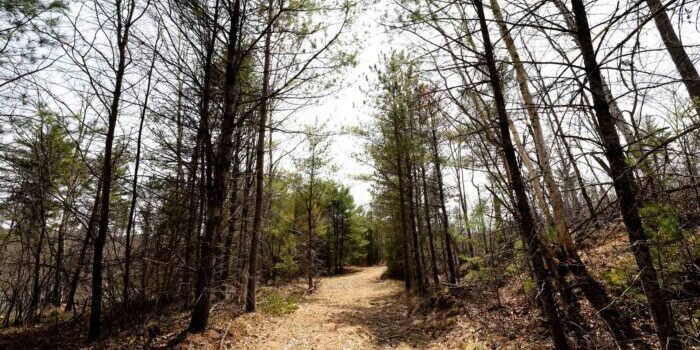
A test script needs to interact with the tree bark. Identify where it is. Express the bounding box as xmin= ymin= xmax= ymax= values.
xmin=551 ymin=0 xmax=656 ymax=182
xmin=245 ymin=0 xmax=273 ymax=311
xmin=646 ymin=0 xmax=700 ymax=117
xmin=473 ymin=1 xmax=570 ymax=348
xmin=420 ymin=164 xmax=440 ymax=285
xmin=306 ymin=148 xmax=316 ymax=292
xmin=490 ymin=0 xmax=636 ymax=343
xmin=215 ymin=135 xmax=241 ymax=300
xmin=88 ymin=0 xmax=135 ymax=339
xmin=235 ymin=141 xmax=255 ymax=307
xmin=338 ymin=215 xmax=346 ymax=273
xmin=406 ymin=154 xmax=427 ymax=293
xmin=122 ymin=37 xmax=157 ymax=310
xmin=189 ymin=0 xmax=241 ymax=332
xmin=430 ymin=115 xmax=458 ymax=284
xmin=393 ymin=107 xmax=412 ymax=291
xmin=29 ymin=183 xmax=47 ymax=320
xmin=51 ymin=206 xmax=68 ymax=307
xmin=569 ymin=0 xmax=682 ymax=347
xmin=65 ymin=181 xmax=101 ymax=312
